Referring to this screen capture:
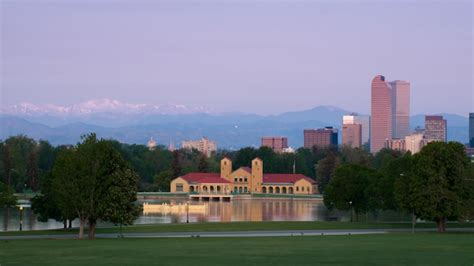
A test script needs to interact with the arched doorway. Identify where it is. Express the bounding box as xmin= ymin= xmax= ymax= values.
xmin=239 ymin=187 xmax=243 ymax=193
xmin=210 ymin=186 xmax=214 ymax=193
xmin=217 ymin=186 xmax=221 ymax=193
xmin=289 ymin=187 xmax=294 ymax=194
xmin=282 ymin=187 xmax=287 ymax=194
xmin=262 ymin=187 xmax=267 ymax=193
xmin=203 ymin=186 xmax=208 ymax=192
xmin=276 ymin=187 xmax=280 ymax=194
xmin=190 ymin=186 xmax=195 ymax=193
xmin=244 ymin=187 xmax=248 ymax=193
xmin=269 ymin=187 xmax=274 ymax=193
